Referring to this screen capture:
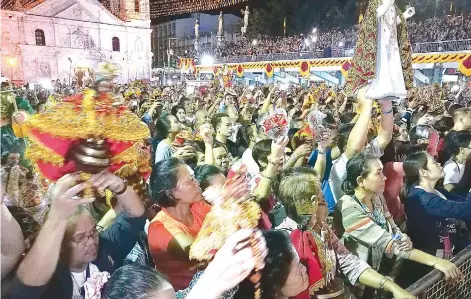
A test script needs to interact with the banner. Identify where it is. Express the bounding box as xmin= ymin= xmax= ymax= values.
xmin=299 ymin=61 xmax=310 ymax=78
xmin=236 ymin=65 xmax=244 ymax=78
xmin=265 ymin=63 xmax=274 ymax=78
xmin=340 ymin=61 xmax=351 ymax=77
xmin=458 ymin=54 xmax=471 ymax=77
